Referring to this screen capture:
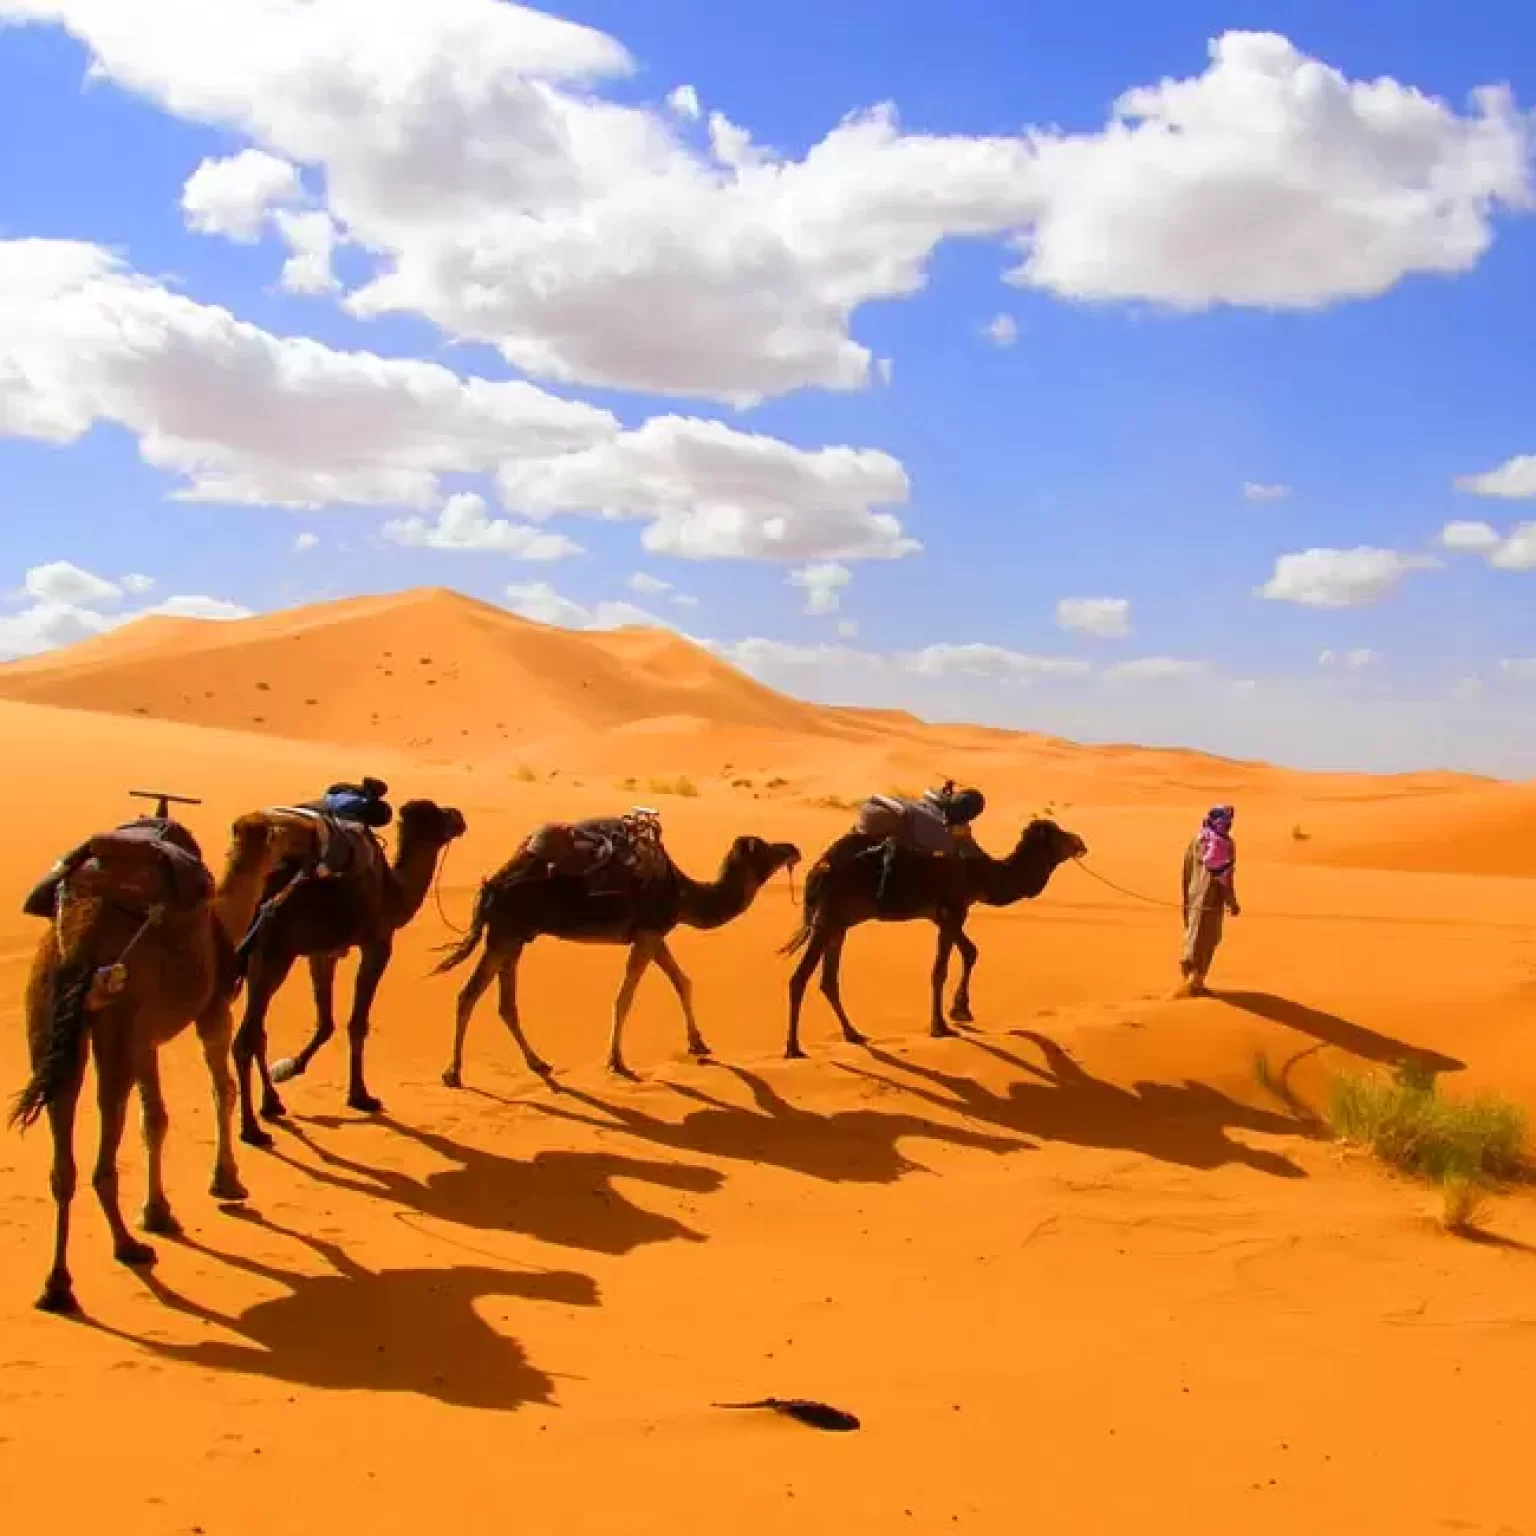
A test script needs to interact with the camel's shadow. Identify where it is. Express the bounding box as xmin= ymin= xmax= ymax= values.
xmin=836 ymin=1032 xmax=1315 ymax=1179
xmin=524 ymin=1064 xmax=1031 ymax=1185
xmin=89 ymin=1210 xmax=596 ymax=1411
xmin=265 ymin=1112 xmax=724 ymax=1256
